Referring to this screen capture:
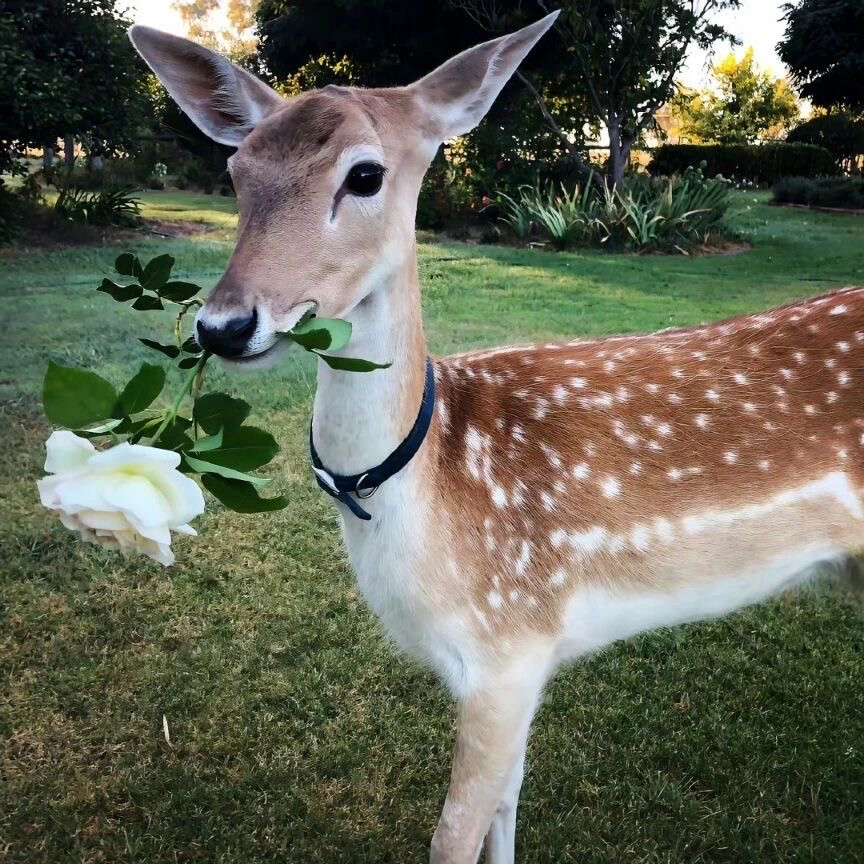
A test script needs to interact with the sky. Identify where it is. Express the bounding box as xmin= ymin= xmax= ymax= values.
xmin=126 ymin=0 xmax=790 ymax=88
